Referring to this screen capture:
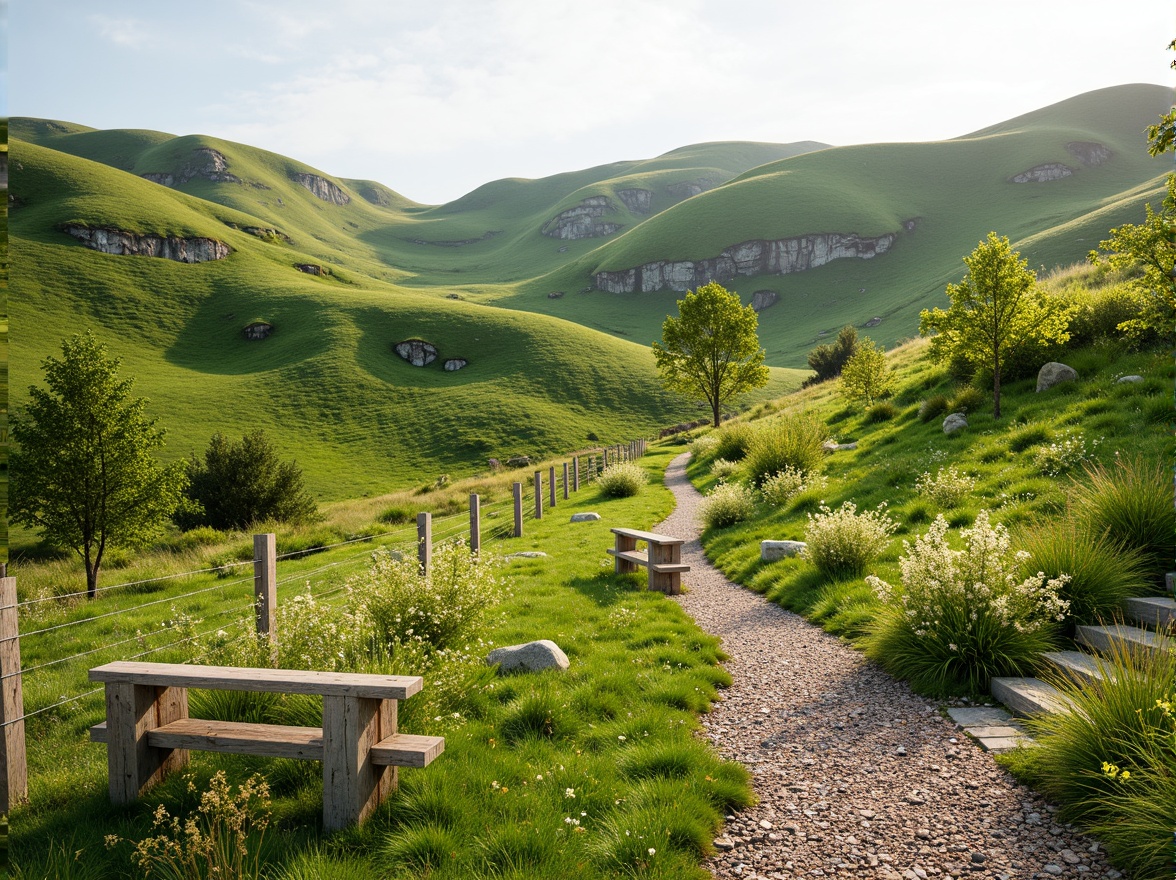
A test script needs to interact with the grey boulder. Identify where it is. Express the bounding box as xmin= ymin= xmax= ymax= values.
xmin=1036 ymin=362 xmax=1078 ymax=392
xmin=942 ymin=412 xmax=969 ymax=434
xmin=486 ymin=639 xmax=570 ymax=673
xmin=761 ymin=540 xmax=807 ymax=561
xmin=570 ymin=512 xmax=601 ymax=522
